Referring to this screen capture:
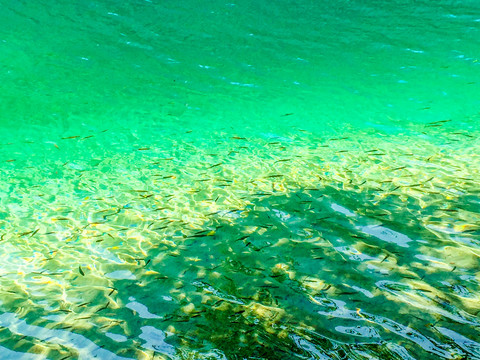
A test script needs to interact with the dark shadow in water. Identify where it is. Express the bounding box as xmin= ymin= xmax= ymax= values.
xmin=97 ymin=185 xmax=480 ymax=360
